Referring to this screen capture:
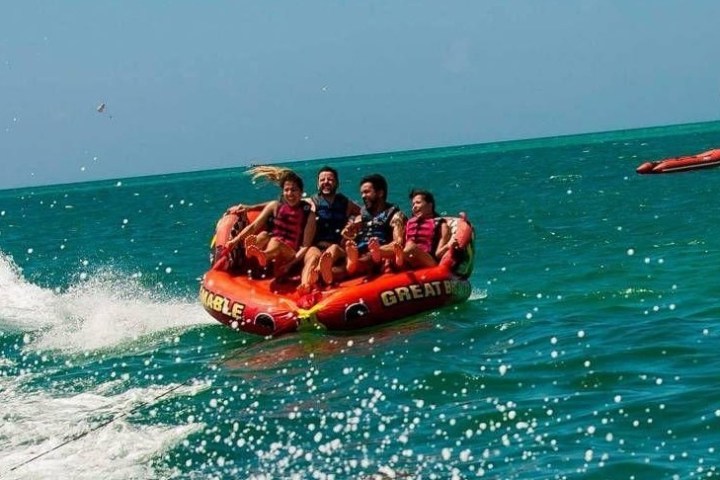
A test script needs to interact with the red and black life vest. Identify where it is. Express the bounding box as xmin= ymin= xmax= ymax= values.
xmin=271 ymin=200 xmax=312 ymax=250
xmin=405 ymin=215 xmax=445 ymax=257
